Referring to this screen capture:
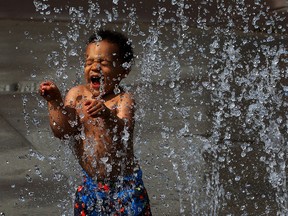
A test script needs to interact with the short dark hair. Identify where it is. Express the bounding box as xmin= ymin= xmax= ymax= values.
xmin=88 ymin=29 xmax=134 ymax=66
